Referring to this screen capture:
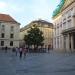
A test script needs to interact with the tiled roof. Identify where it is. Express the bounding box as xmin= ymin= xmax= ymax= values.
xmin=0 ymin=14 xmax=19 ymax=24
